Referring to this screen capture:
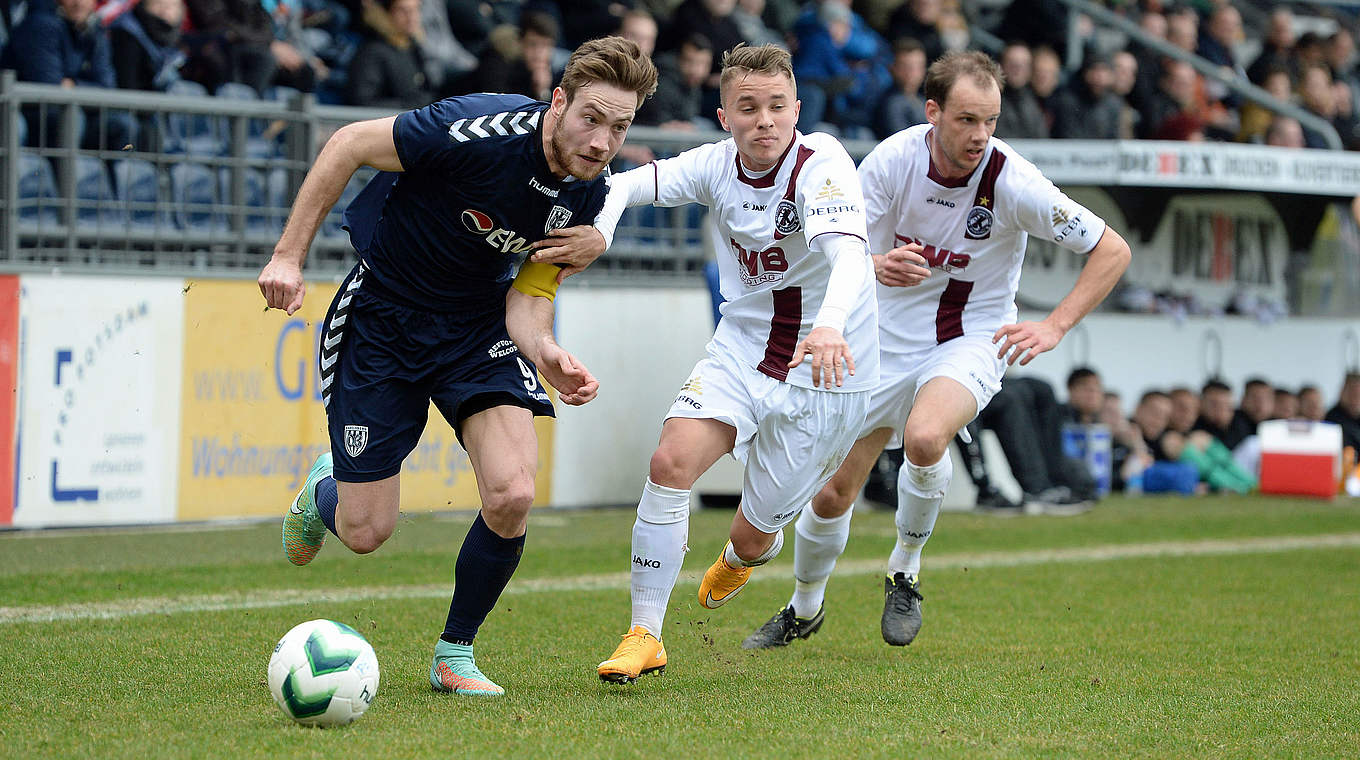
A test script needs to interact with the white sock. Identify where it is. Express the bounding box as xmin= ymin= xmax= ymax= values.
xmin=722 ymin=528 xmax=784 ymax=567
xmin=887 ymin=454 xmax=951 ymax=578
xmin=630 ymin=479 xmax=690 ymax=638
xmin=789 ymin=504 xmax=853 ymax=618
